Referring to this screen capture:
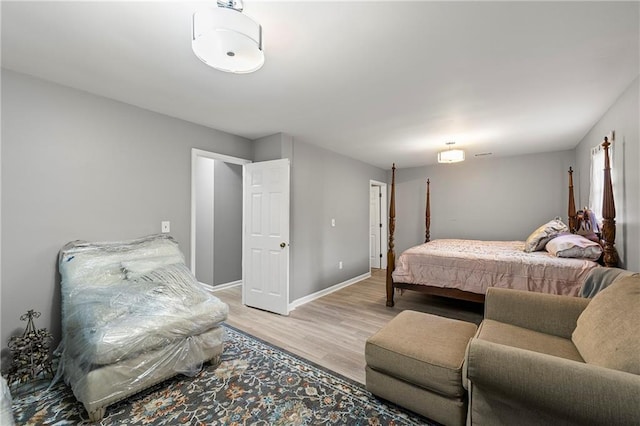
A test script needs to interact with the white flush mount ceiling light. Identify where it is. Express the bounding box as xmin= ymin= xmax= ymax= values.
xmin=192 ymin=0 xmax=264 ymax=74
xmin=437 ymin=142 xmax=465 ymax=164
